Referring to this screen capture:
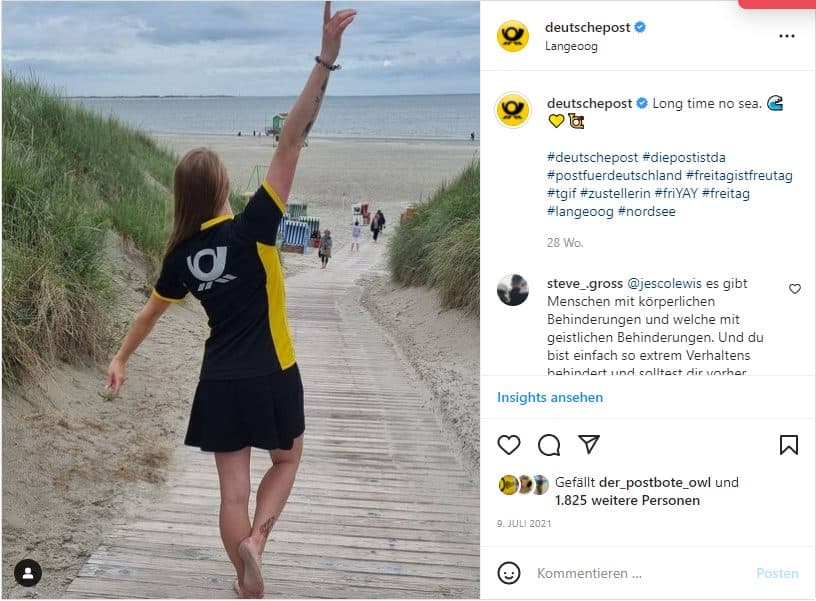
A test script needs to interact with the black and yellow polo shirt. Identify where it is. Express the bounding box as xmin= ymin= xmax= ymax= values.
xmin=153 ymin=182 xmax=295 ymax=380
